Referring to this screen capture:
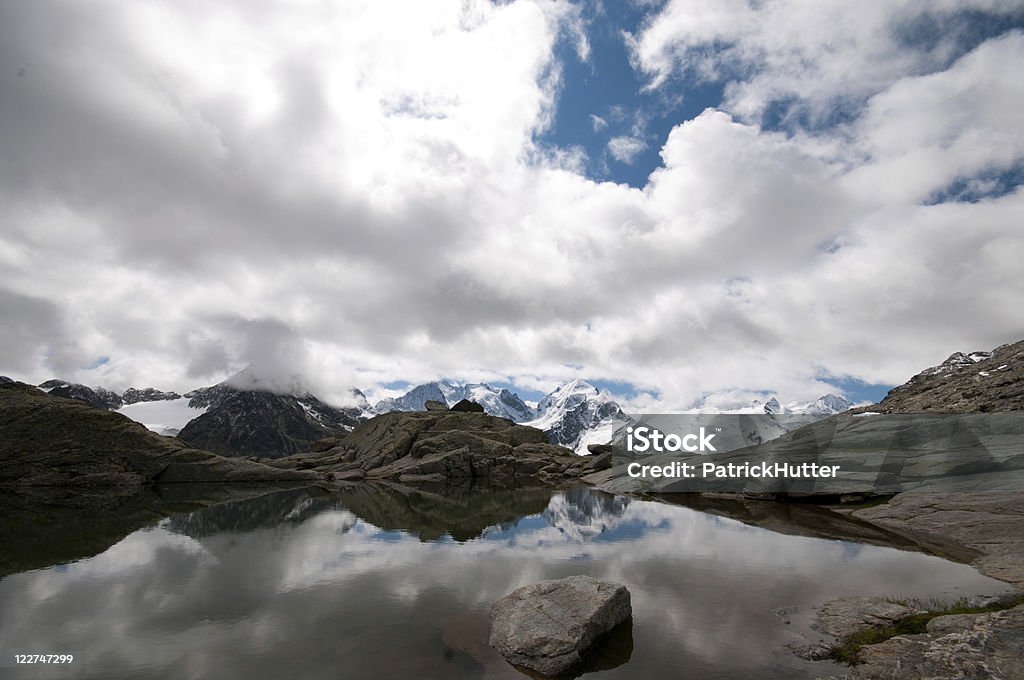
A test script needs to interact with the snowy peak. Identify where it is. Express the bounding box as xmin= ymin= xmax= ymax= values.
xmin=373 ymin=381 xmax=535 ymax=422
xmin=750 ymin=394 xmax=852 ymax=416
xmin=527 ymin=380 xmax=624 ymax=455
xmin=922 ymin=350 xmax=994 ymax=378
xmin=794 ymin=394 xmax=853 ymax=415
